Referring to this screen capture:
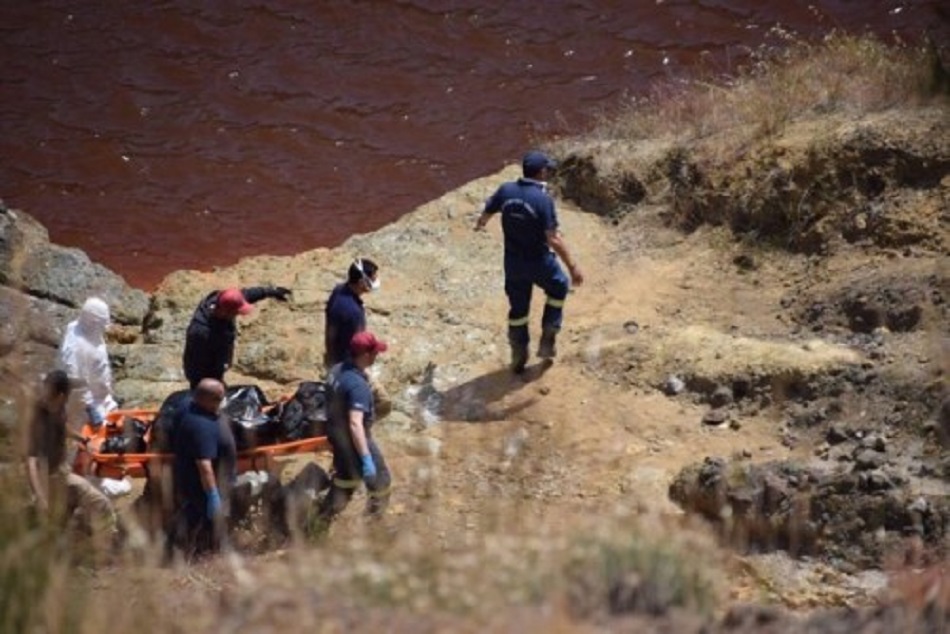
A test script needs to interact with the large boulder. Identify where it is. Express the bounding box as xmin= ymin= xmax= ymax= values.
xmin=0 ymin=208 xmax=149 ymax=325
